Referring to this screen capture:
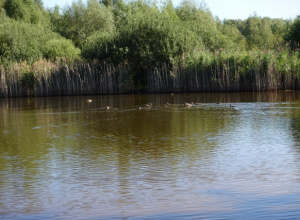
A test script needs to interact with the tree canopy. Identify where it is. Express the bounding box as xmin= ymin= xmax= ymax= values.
xmin=0 ymin=0 xmax=299 ymax=65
